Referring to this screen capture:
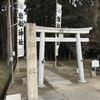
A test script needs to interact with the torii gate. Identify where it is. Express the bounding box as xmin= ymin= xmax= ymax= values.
xmin=26 ymin=23 xmax=92 ymax=99
xmin=36 ymin=25 xmax=92 ymax=87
